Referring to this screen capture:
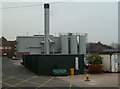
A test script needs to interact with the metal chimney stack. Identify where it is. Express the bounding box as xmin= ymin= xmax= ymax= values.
xmin=44 ymin=3 xmax=50 ymax=54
